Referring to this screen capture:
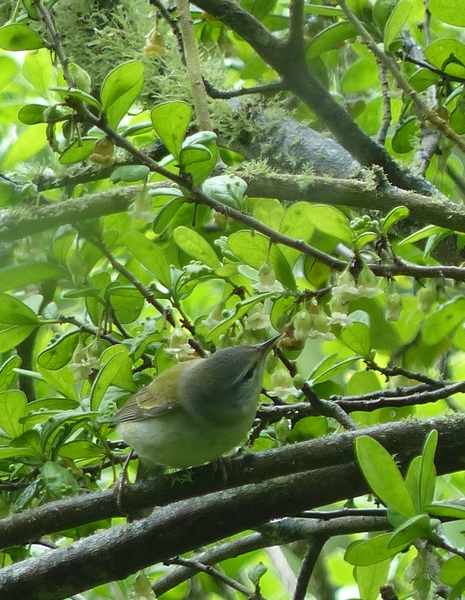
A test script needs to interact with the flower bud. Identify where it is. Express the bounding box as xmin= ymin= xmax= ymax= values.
xmin=418 ymin=287 xmax=436 ymax=313
xmin=386 ymin=292 xmax=403 ymax=322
